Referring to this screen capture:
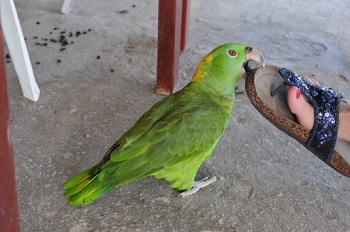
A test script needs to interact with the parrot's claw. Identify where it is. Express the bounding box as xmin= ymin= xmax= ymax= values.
xmin=179 ymin=176 xmax=217 ymax=197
